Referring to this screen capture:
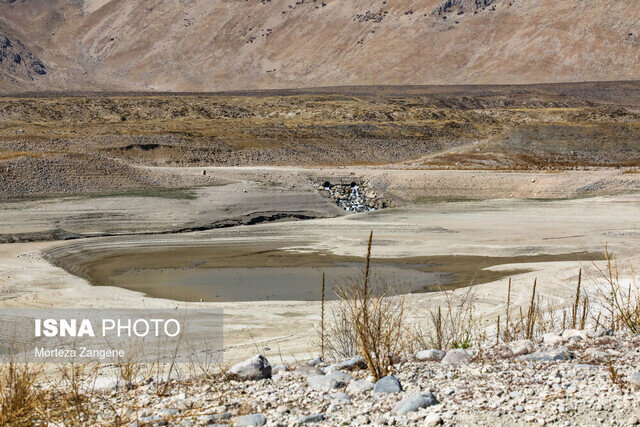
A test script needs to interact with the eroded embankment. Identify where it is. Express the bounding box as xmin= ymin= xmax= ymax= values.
xmin=0 ymin=210 xmax=328 ymax=244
